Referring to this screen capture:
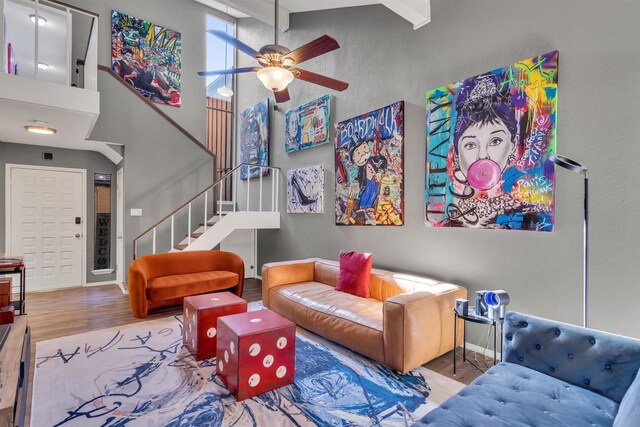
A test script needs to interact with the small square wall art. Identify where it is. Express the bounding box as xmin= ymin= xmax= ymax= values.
xmin=335 ymin=101 xmax=404 ymax=226
xmin=285 ymin=95 xmax=331 ymax=153
xmin=287 ymin=165 xmax=324 ymax=214
xmin=240 ymin=99 xmax=270 ymax=180
xmin=425 ymin=51 xmax=558 ymax=232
